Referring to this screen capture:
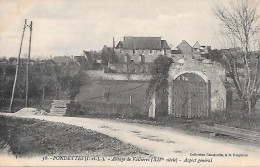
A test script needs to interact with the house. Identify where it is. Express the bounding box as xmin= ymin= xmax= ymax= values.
xmin=175 ymin=40 xmax=212 ymax=55
xmin=193 ymin=41 xmax=201 ymax=52
xmin=200 ymin=46 xmax=211 ymax=54
xmin=171 ymin=48 xmax=182 ymax=54
xmin=115 ymin=36 xmax=171 ymax=63
xmin=83 ymin=50 xmax=94 ymax=64
xmin=82 ymin=50 xmax=103 ymax=69
xmin=73 ymin=56 xmax=87 ymax=66
xmin=176 ymin=40 xmax=193 ymax=54
xmin=53 ymin=56 xmax=75 ymax=66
